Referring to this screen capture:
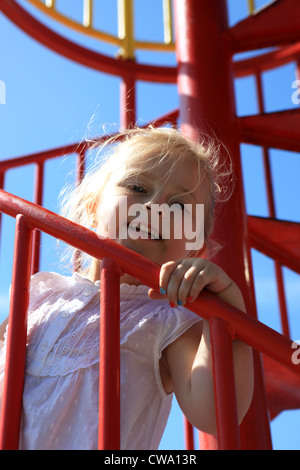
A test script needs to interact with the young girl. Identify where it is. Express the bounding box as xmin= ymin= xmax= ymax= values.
xmin=0 ymin=127 xmax=253 ymax=450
